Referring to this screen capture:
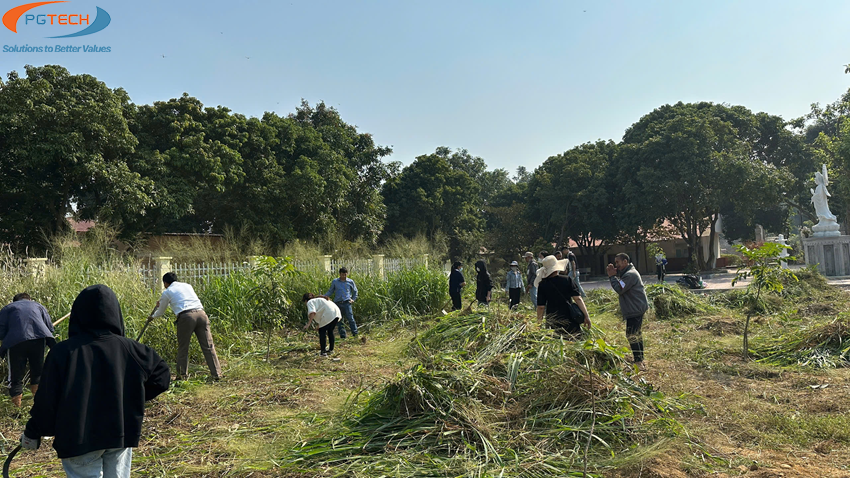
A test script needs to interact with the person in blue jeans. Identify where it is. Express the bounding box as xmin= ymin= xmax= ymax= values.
xmin=326 ymin=267 xmax=359 ymax=338
xmin=20 ymin=285 xmax=170 ymax=478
